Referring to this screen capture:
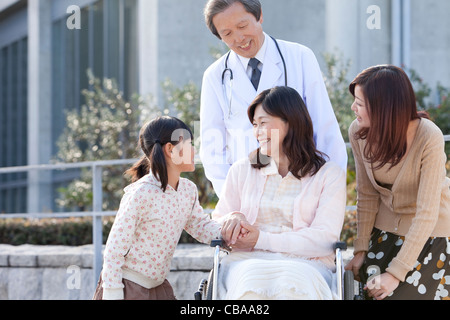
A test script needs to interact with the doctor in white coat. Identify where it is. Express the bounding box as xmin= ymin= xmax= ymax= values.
xmin=200 ymin=0 xmax=347 ymax=196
